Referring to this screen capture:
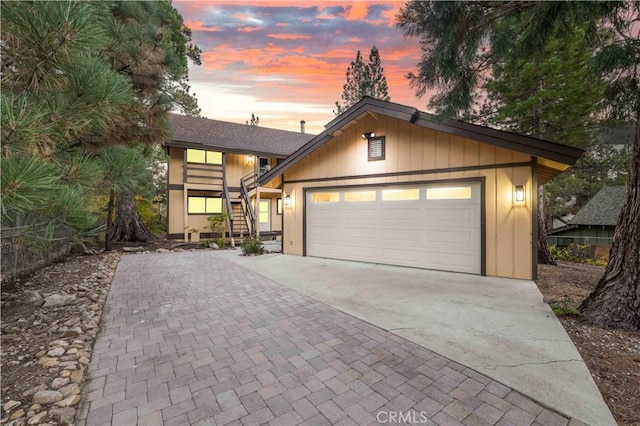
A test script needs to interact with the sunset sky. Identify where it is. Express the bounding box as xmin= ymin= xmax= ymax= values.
xmin=173 ymin=1 xmax=427 ymax=134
